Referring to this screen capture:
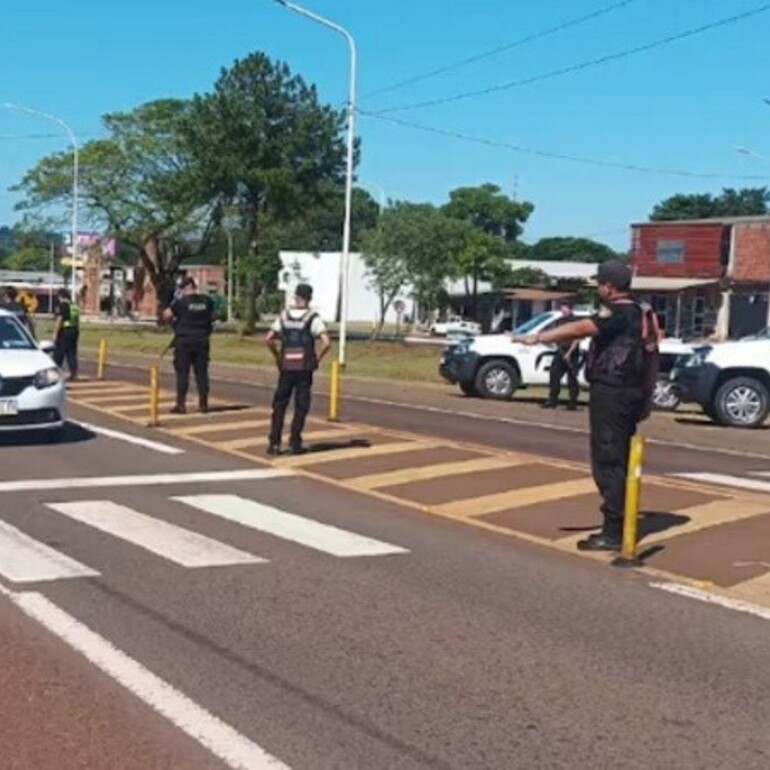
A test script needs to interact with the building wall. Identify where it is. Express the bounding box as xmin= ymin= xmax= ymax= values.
xmin=631 ymin=223 xmax=727 ymax=278
xmin=733 ymin=222 xmax=770 ymax=284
